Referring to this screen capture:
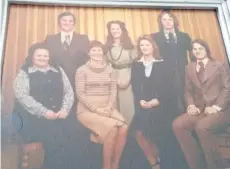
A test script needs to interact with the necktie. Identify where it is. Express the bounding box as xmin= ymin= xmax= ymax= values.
xmin=168 ymin=32 xmax=175 ymax=43
xmin=197 ymin=61 xmax=205 ymax=82
xmin=63 ymin=35 xmax=70 ymax=51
